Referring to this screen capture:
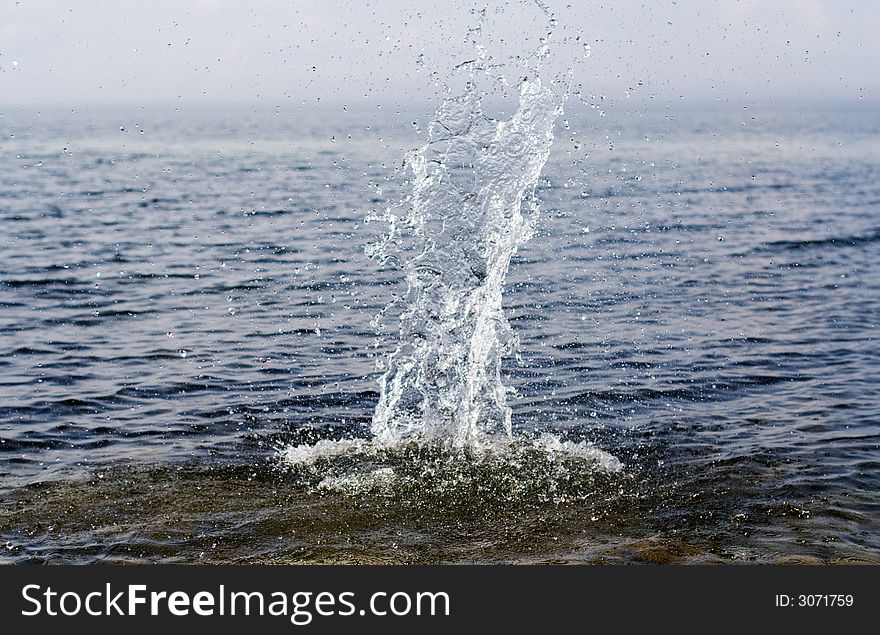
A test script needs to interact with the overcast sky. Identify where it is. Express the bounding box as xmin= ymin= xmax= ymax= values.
xmin=1 ymin=0 xmax=877 ymax=108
